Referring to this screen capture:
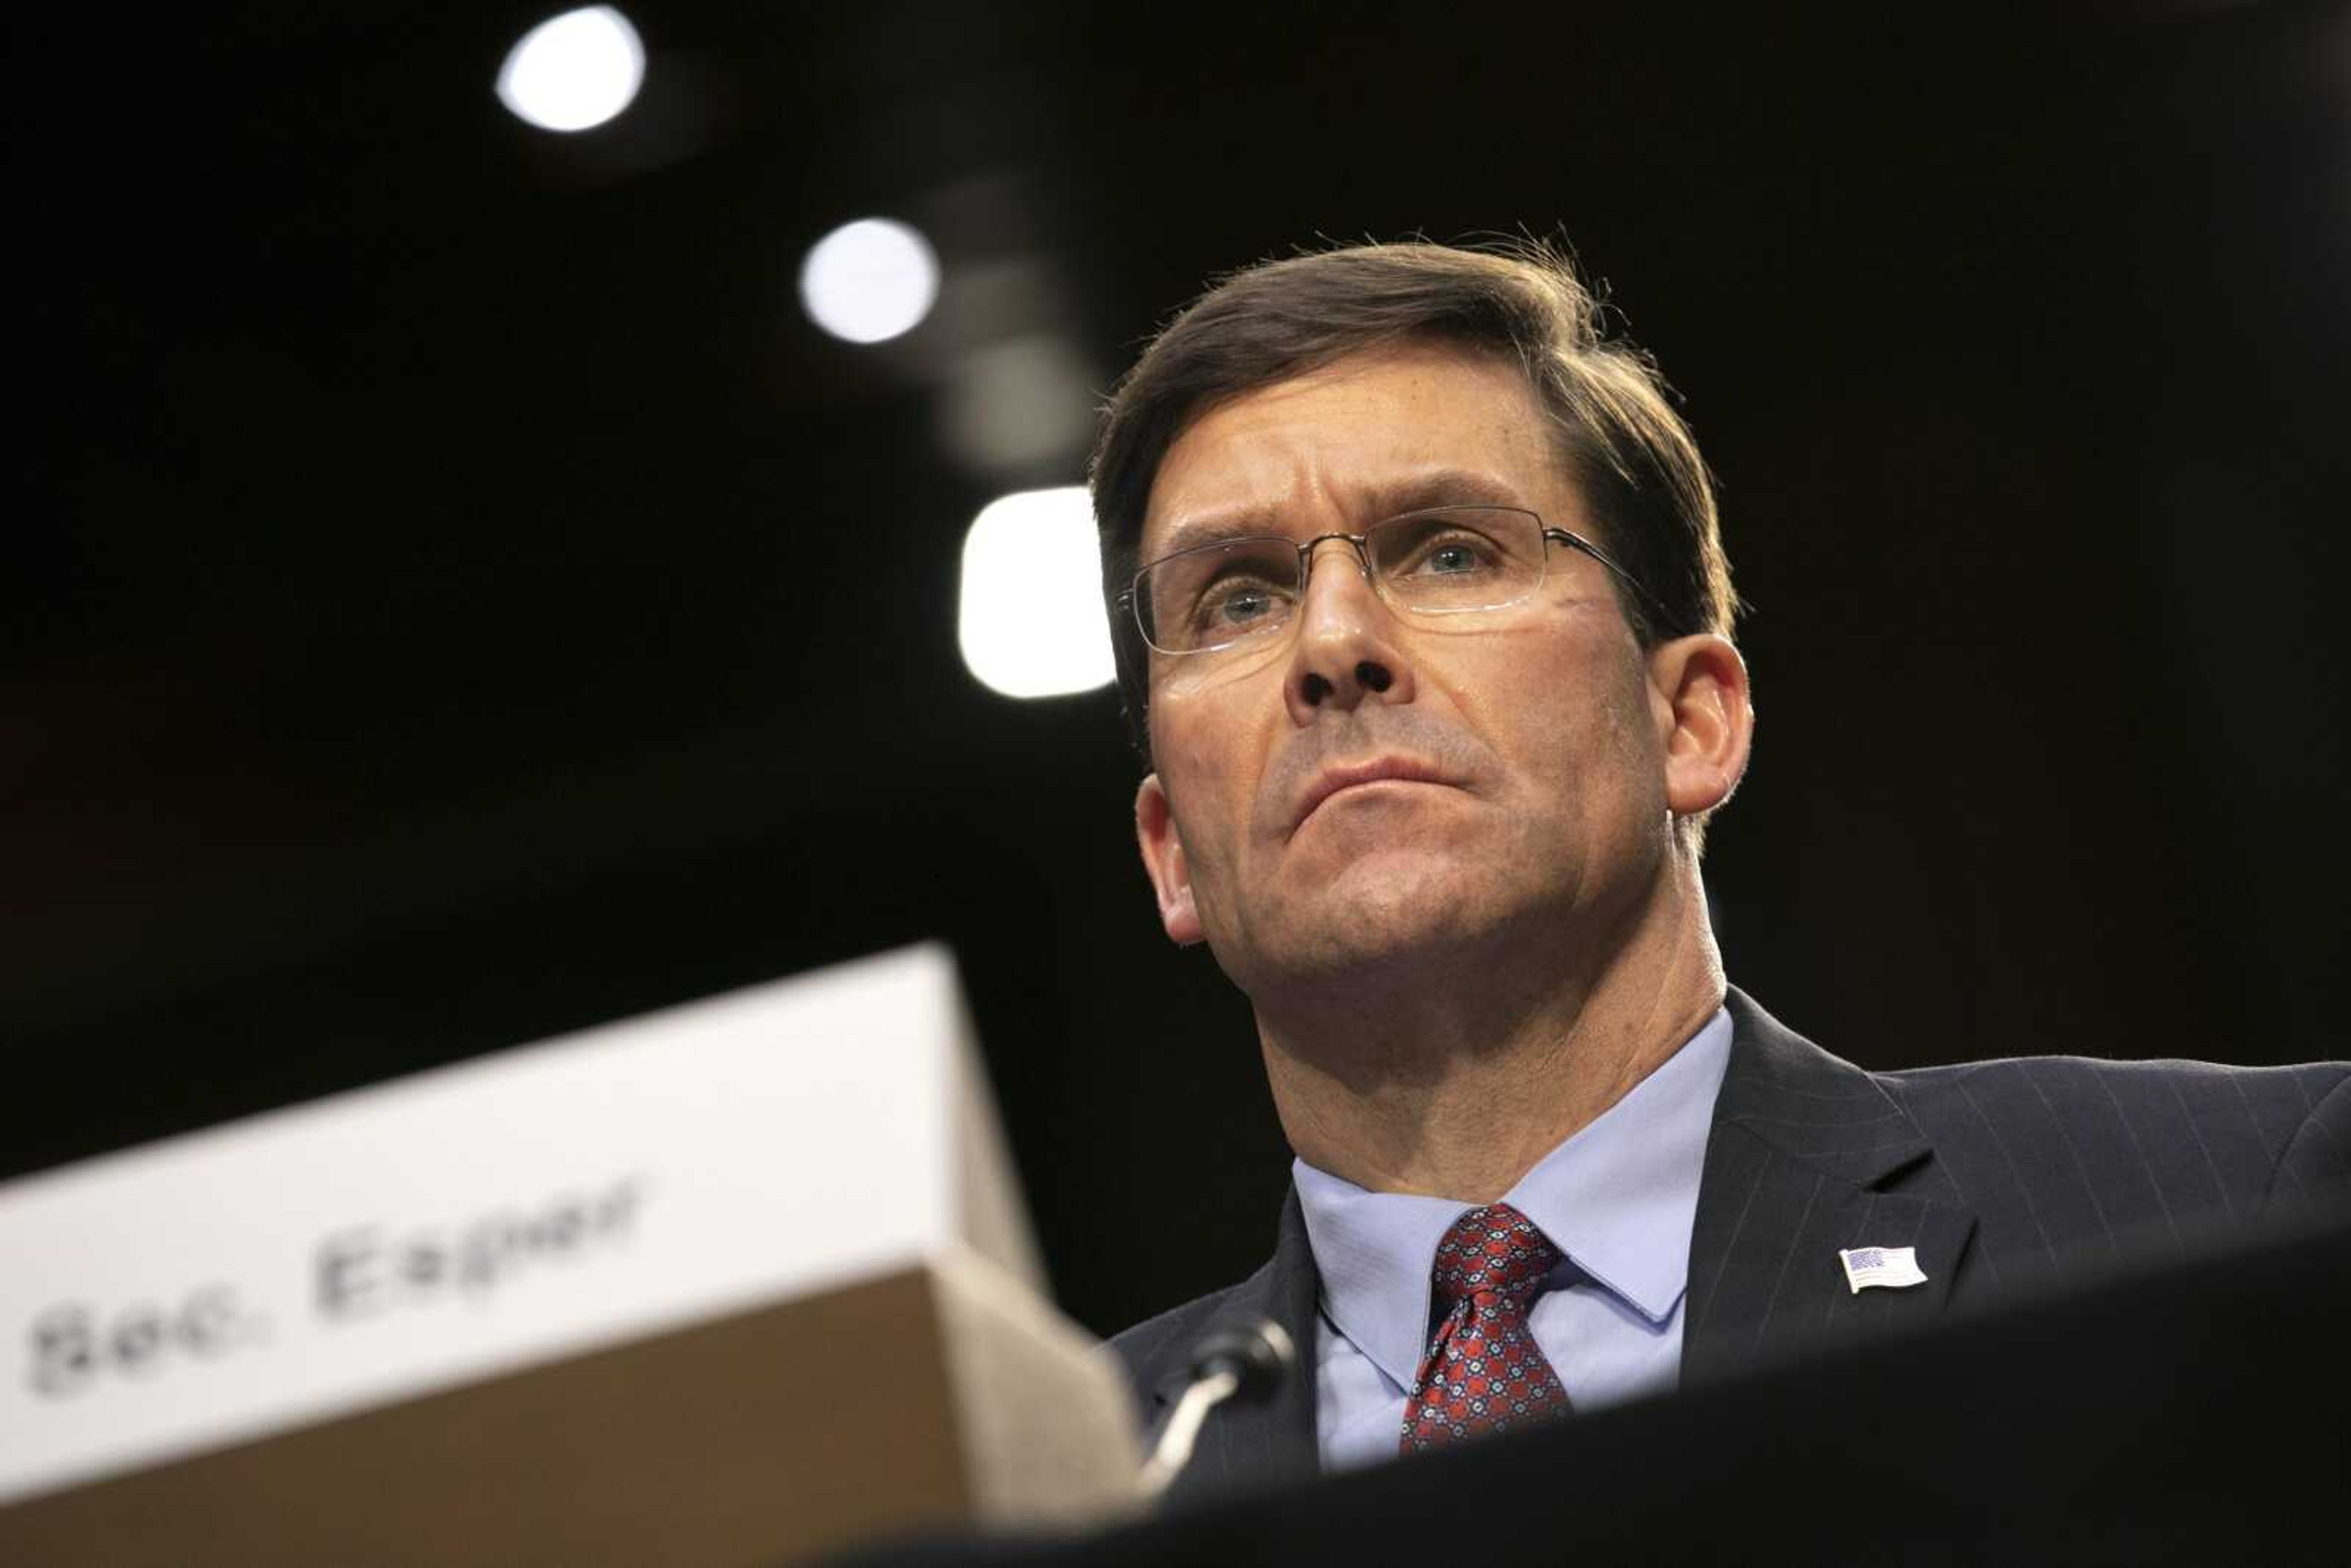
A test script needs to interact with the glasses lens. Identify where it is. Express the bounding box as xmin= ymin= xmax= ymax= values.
xmin=1137 ymin=538 xmax=1301 ymax=653
xmin=1367 ymin=508 xmax=1546 ymax=613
